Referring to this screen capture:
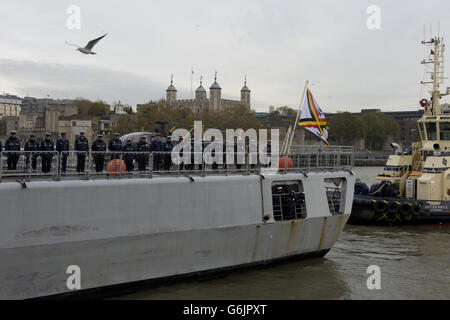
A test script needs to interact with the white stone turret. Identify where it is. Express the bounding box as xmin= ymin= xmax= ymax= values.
xmin=195 ymin=76 xmax=207 ymax=102
xmin=209 ymin=72 xmax=222 ymax=112
xmin=166 ymin=75 xmax=177 ymax=106
xmin=240 ymin=76 xmax=251 ymax=110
